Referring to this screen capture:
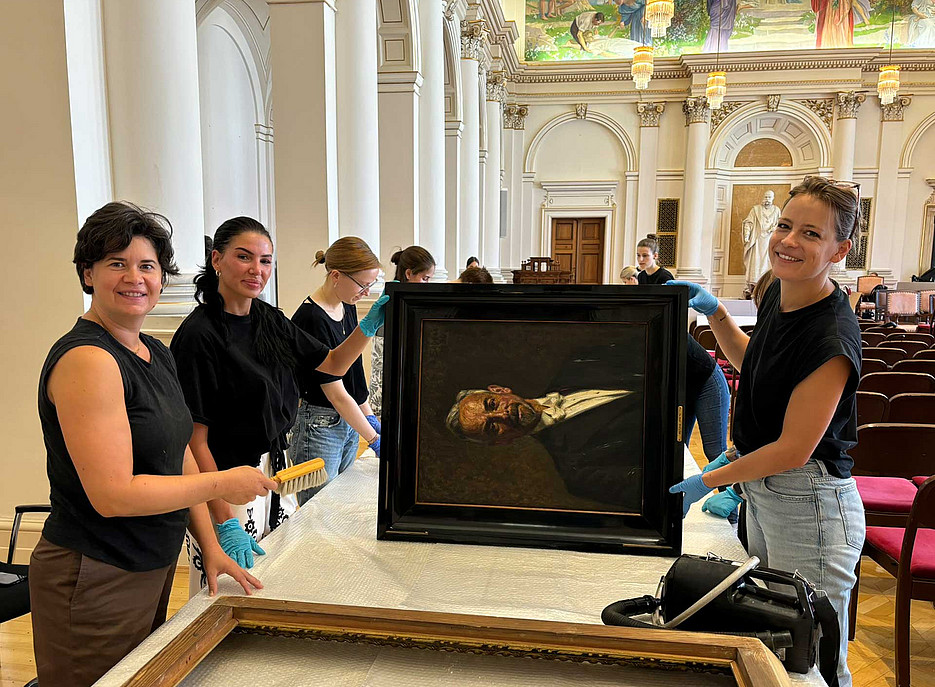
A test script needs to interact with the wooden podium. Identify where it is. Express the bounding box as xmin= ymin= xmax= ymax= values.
xmin=511 ymin=257 xmax=573 ymax=284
